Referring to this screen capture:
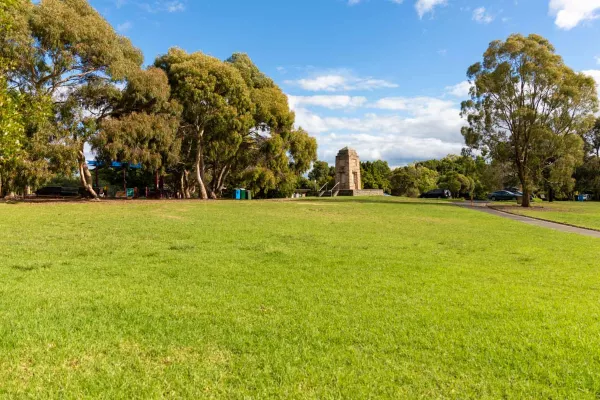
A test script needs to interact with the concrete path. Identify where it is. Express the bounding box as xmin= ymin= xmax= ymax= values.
xmin=457 ymin=203 xmax=600 ymax=239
